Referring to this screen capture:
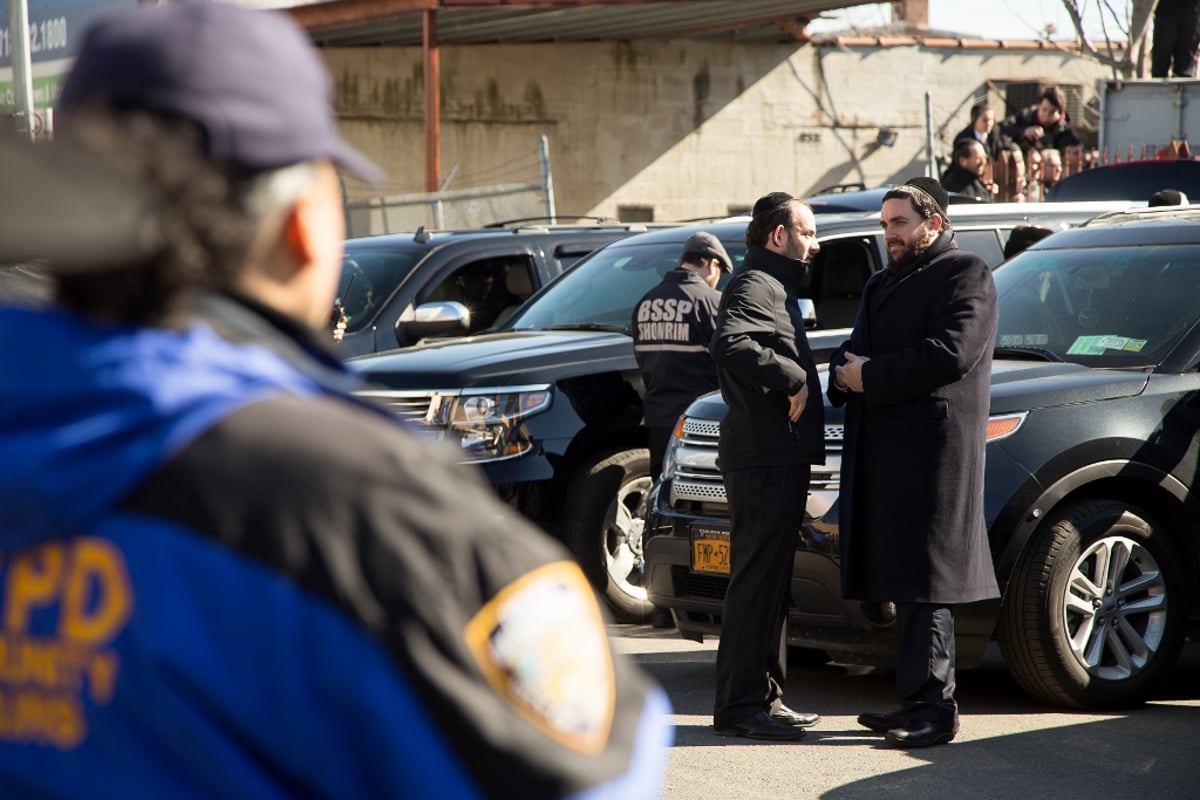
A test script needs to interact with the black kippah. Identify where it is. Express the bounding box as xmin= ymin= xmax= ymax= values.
xmin=752 ymin=191 xmax=795 ymax=218
xmin=903 ymin=177 xmax=949 ymax=216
